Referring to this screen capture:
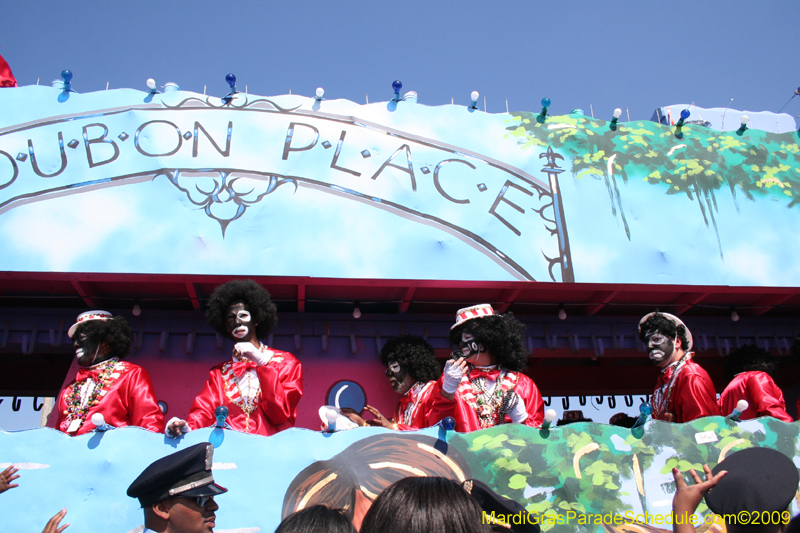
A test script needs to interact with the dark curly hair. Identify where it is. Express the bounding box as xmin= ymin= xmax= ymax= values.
xmin=638 ymin=312 xmax=690 ymax=352
xmin=205 ymin=279 xmax=277 ymax=339
xmin=379 ymin=335 xmax=441 ymax=383
xmin=360 ymin=477 xmax=490 ymax=533
xmin=275 ymin=505 xmax=356 ymax=533
xmin=72 ymin=316 xmax=133 ymax=360
xmin=724 ymin=344 xmax=776 ymax=382
xmin=448 ymin=312 xmax=529 ymax=372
